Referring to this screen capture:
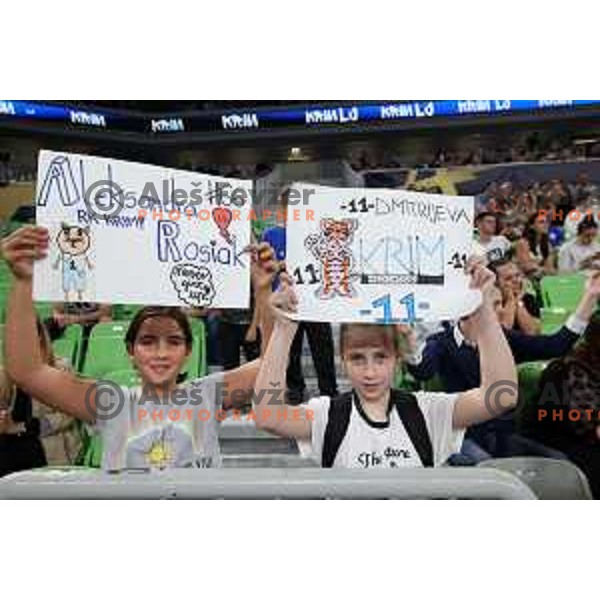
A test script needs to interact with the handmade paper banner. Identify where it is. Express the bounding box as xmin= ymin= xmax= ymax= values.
xmin=285 ymin=183 xmax=481 ymax=323
xmin=33 ymin=150 xmax=252 ymax=308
